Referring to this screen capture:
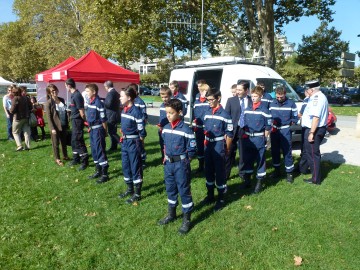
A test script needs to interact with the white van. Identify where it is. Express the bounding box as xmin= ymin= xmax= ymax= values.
xmin=169 ymin=56 xmax=302 ymax=142
xmin=18 ymin=83 xmax=37 ymax=97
